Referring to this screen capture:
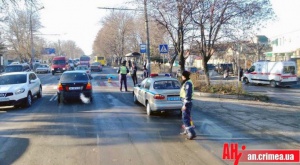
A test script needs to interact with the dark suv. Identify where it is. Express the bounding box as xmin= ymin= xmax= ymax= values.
xmin=4 ymin=63 xmax=31 ymax=73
